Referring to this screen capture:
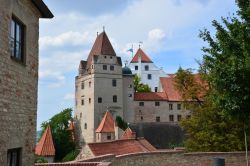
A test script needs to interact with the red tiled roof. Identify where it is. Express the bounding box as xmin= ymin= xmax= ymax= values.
xmin=86 ymin=32 xmax=116 ymax=70
xmin=134 ymin=92 xmax=167 ymax=101
xmin=121 ymin=127 xmax=136 ymax=139
xmin=160 ymin=74 xmax=206 ymax=101
xmin=96 ymin=111 xmax=115 ymax=133
xmin=35 ymin=125 xmax=55 ymax=156
xmin=160 ymin=77 xmax=182 ymax=101
xmin=88 ymin=138 xmax=156 ymax=156
xmin=130 ymin=48 xmax=153 ymax=63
